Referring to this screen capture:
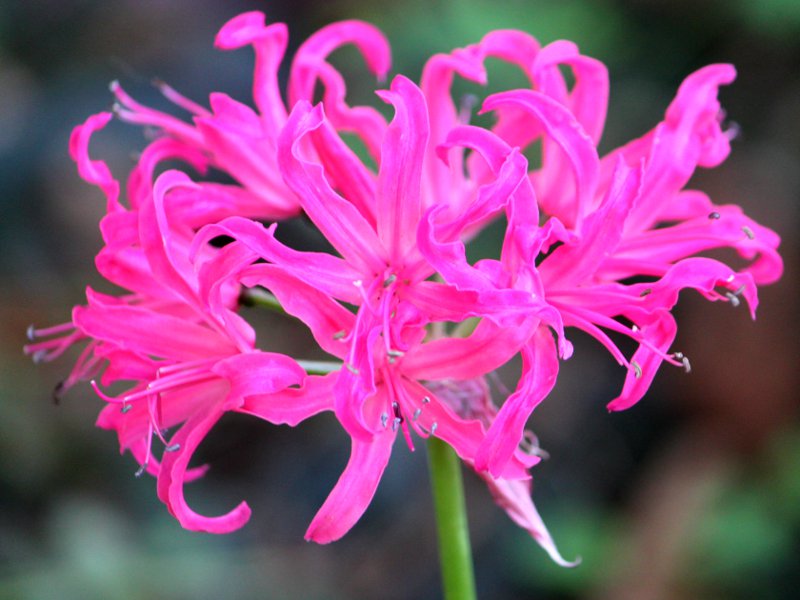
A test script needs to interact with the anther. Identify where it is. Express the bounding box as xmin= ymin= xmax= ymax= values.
xmin=742 ymin=225 xmax=755 ymax=240
xmin=26 ymin=324 xmax=36 ymax=341
xmin=631 ymin=324 xmax=639 ymax=332
xmin=387 ymin=350 xmax=404 ymax=358
xmin=639 ymin=288 xmax=652 ymax=297
xmin=708 ymin=211 xmax=721 ymax=220
xmin=121 ymin=404 xmax=133 ymax=414
xmin=681 ymin=356 xmax=692 ymax=374
xmin=164 ymin=443 xmax=181 ymax=452
xmin=430 ymin=422 xmax=438 ymax=436
xmin=135 ymin=462 xmax=148 ymax=478
xmin=32 ymin=350 xmax=47 ymax=365
xmin=333 ymin=330 xmax=346 ymax=340
xmin=725 ymin=292 xmax=741 ymax=307
xmin=345 ymin=363 xmax=360 ymax=375
xmin=380 ymin=412 xmax=389 ymax=428
xmin=392 ymin=417 xmax=401 ymax=432
xmin=422 ymin=396 xmax=431 ymax=404
xmin=52 ymin=381 xmax=65 ymax=405
xmin=413 ymin=408 xmax=422 ymax=421
xmin=631 ymin=361 xmax=642 ymax=379
xmin=383 ymin=274 xmax=397 ymax=287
